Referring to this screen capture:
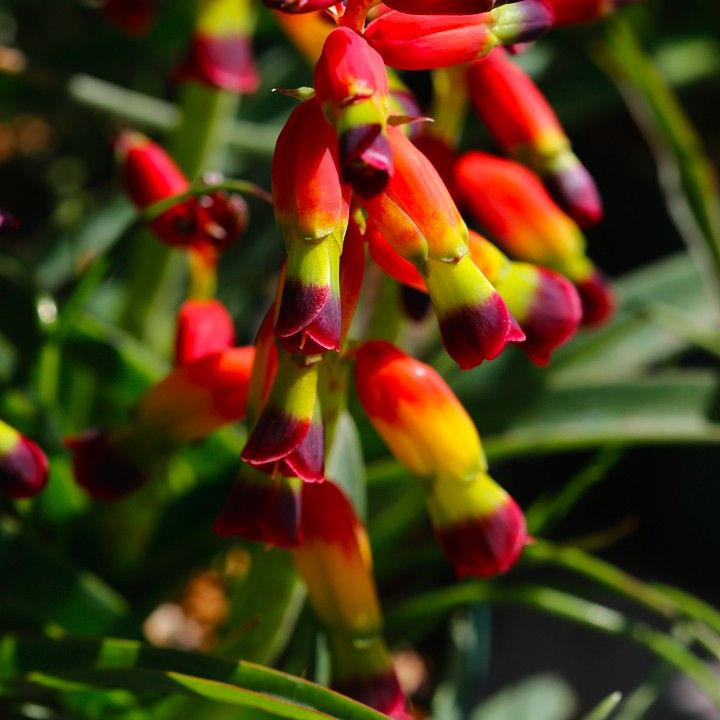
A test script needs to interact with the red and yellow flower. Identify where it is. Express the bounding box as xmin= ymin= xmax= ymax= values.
xmin=0 ymin=420 xmax=48 ymax=499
